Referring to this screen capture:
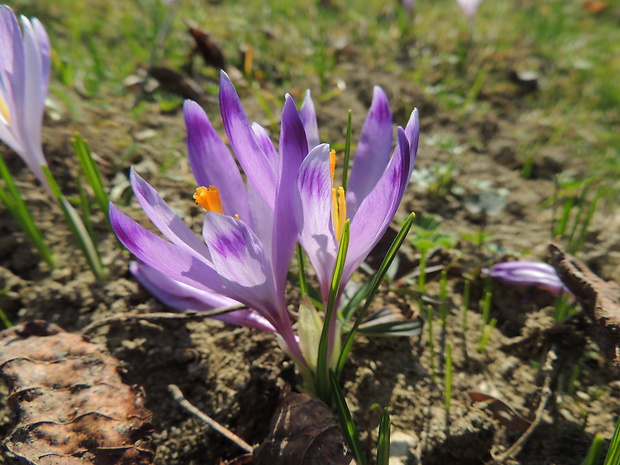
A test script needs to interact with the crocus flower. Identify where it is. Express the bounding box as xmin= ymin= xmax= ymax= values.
xmin=294 ymin=88 xmax=418 ymax=366
xmin=110 ymin=71 xmax=309 ymax=366
xmin=402 ymin=0 xmax=415 ymax=17
xmin=296 ymin=87 xmax=419 ymax=308
xmin=0 ymin=5 xmax=51 ymax=188
xmin=483 ymin=261 xmax=572 ymax=297
xmin=456 ymin=0 xmax=484 ymax=21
